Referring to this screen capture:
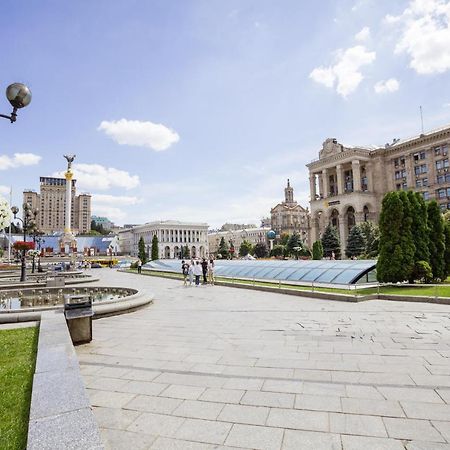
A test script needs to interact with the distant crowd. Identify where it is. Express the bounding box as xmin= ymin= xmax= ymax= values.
xmin=181 ymin=258 xmax=215 ymax=286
